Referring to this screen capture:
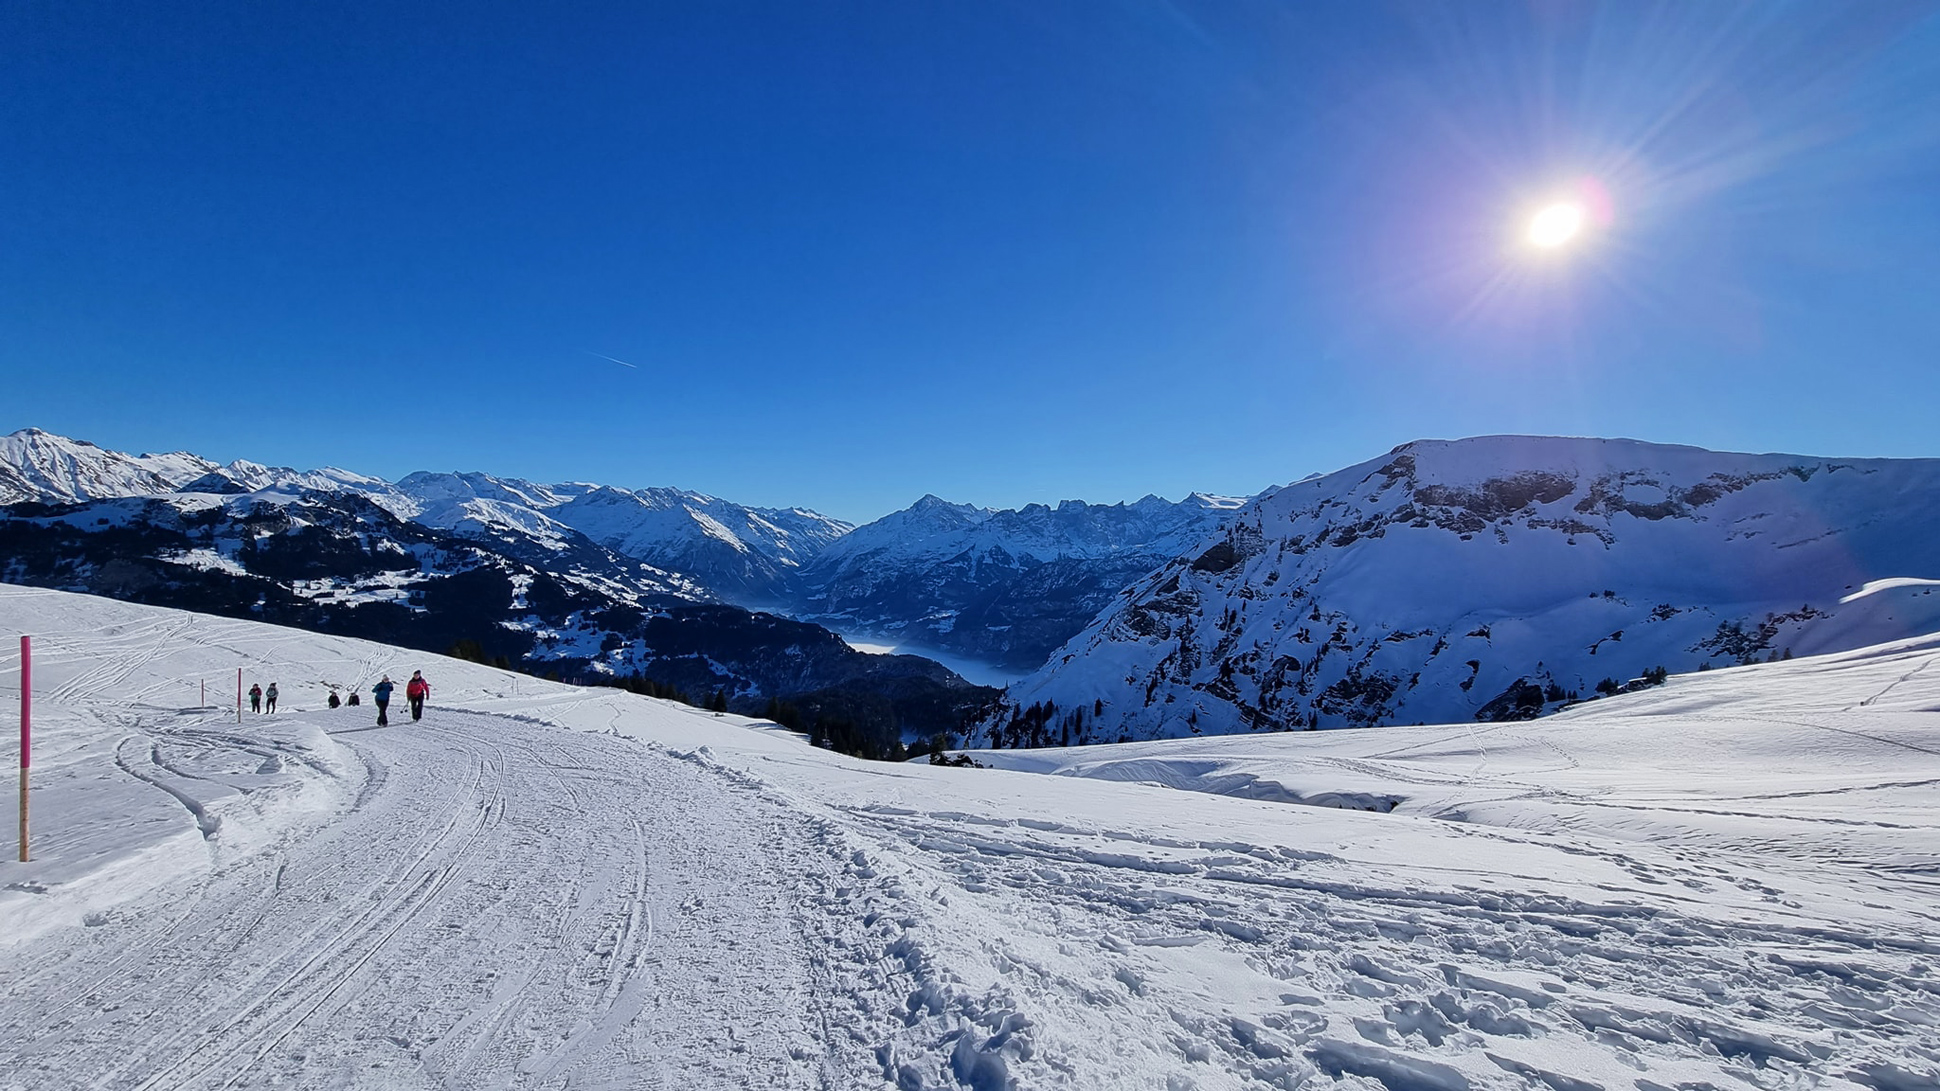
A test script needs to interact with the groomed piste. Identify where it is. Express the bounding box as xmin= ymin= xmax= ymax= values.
xmin=0 ymin=584 xmax=1934 ymax=1089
